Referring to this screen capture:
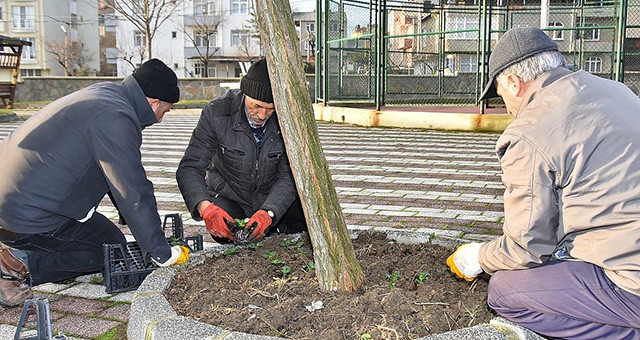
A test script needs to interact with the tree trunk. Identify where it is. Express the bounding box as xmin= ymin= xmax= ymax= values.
xmin=253 ymin=0 xmax=365 ymax=292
